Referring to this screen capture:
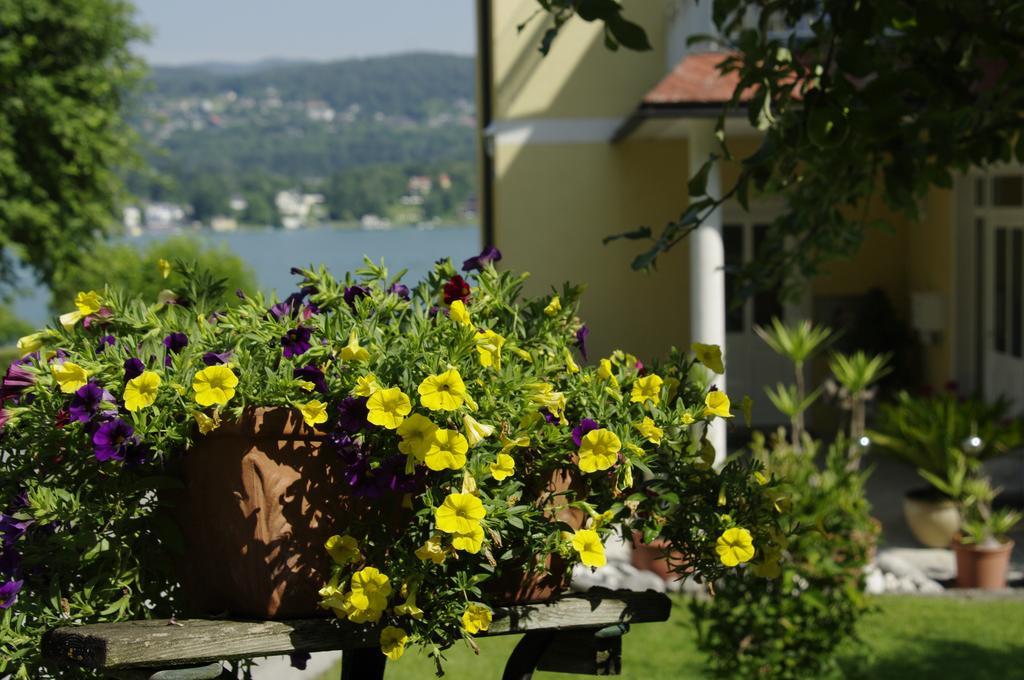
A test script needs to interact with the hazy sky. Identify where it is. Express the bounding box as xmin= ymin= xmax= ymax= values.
xmin=132 ymin=0 xmax=476 ymax=65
